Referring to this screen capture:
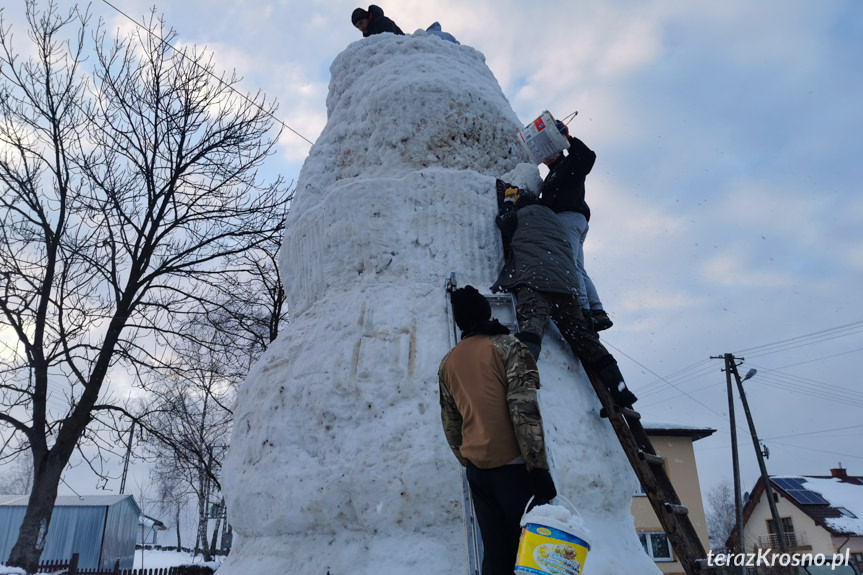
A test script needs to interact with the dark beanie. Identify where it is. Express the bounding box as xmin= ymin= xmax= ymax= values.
xmin=352 ymin=8 xmax=369 ymax=24
xmin=451 ymin=286 xmax=492 ymax=332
